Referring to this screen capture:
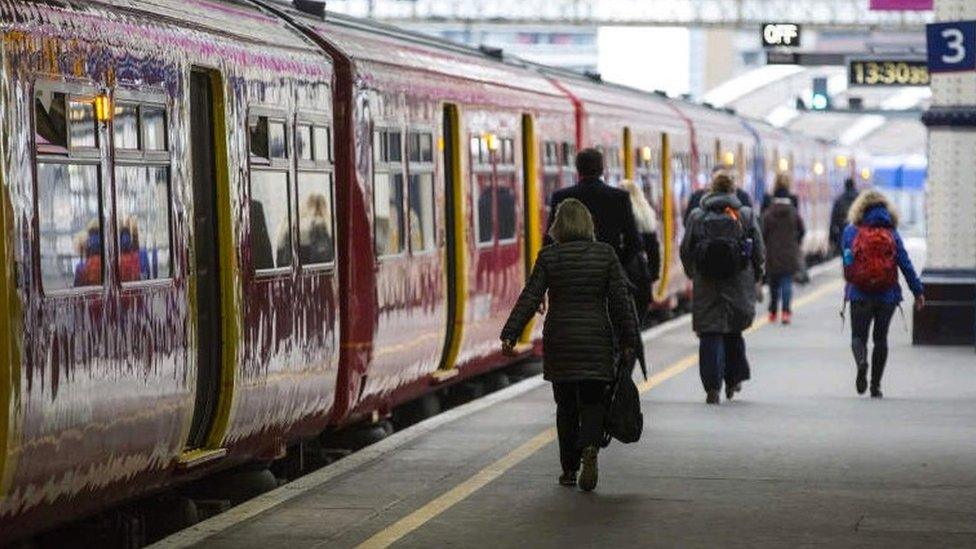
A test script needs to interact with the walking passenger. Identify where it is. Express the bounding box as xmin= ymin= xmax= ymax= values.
xmin=680 ymin=173 xmax=765 ymax=404
xmin=842 ymin=190 xmax=924 ymax=399
xmin=684 ymin=166 xmax=752 ymax=227
xmin=830 ymin=177 xmax=859 ymax=254
xmin=620 ymin=179 xmax=661 ymax=322
xmin=546 ymin=148 xmax=642 ymax=267
xmin=502 ymin=198 xmax=637 ymax=492
xmin=762 ymin=176 xmax=805 ymax=325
